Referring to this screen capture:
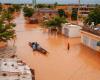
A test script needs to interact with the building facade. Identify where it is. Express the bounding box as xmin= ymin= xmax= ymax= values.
xmin=62 ymin=24 xmax=82 ymax=37
xmin=79 ymin=4 xmax=96 ymax=17
xmin=56 ymin=4 xmax=98 ymax=19
xmin=81 ymin=30 xmax=100 ymax=52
